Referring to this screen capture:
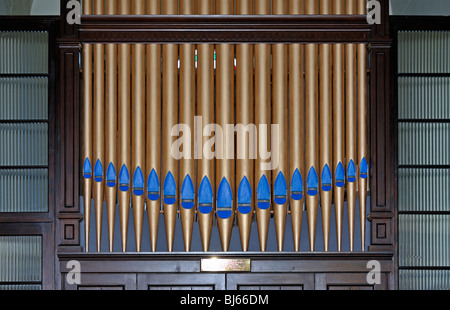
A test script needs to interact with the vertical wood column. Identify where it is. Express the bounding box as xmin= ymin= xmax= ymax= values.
xmin=305 ymin=0 xmax=319 ymax=252
xmin=131 ymin=0 xmax=146 ymax=252
xmin=197 ymin=0 xmax=215 ymax=252
xmin=105 ymin=0 xmax=117 ymax=253
xmin=118 ymin=0 xmax=131 ymax=252
xmin=162 ymin=0 xmax=179 ymax=252
xmin=179 ymin=0 xmax=196 ymax=252
xmin=236 ymin=0 xmax=254 ymax=252
xmin=272 ymin=0 xmax=288 ymax=252
xmin=289 ymin=0 xmax=305 ymax=253
xmin=82 ymin=0 xmax=92 ymax=252
xmin=254 ymin=0 xmax=271 ymax=252
xmin=333 ymin=0 xmax=346 ymax=252
xmin=319 ymin=0 xmax=332 ymax=252
xmin=93 ymin=0 xmax=104 ymax=252
xmin=146 ymin=0 xmax=162 ymax=252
